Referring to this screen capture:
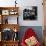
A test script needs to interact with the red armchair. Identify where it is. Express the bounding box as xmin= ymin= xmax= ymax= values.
xmin=21 ymin=28 xmax=41 ymax=46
